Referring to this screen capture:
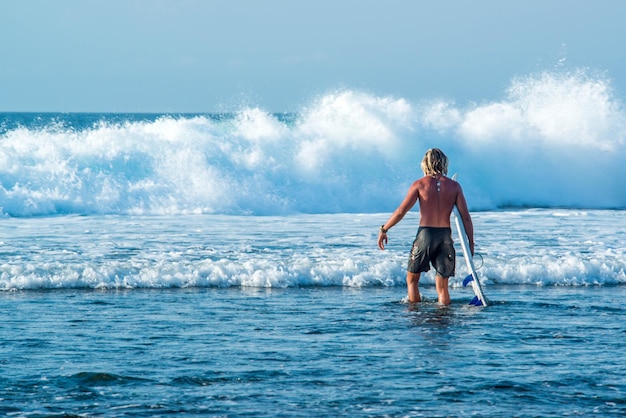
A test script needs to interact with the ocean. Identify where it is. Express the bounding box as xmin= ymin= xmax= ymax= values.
xmin=1 ymin=70 xmax=625 ymax=416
